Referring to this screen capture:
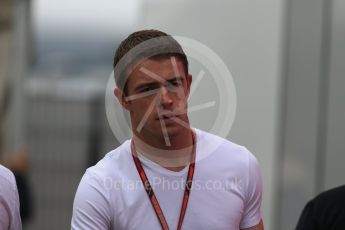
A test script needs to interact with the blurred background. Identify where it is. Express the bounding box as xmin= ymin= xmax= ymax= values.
xmin=0 ymin=0 xmax=344 ymax=229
